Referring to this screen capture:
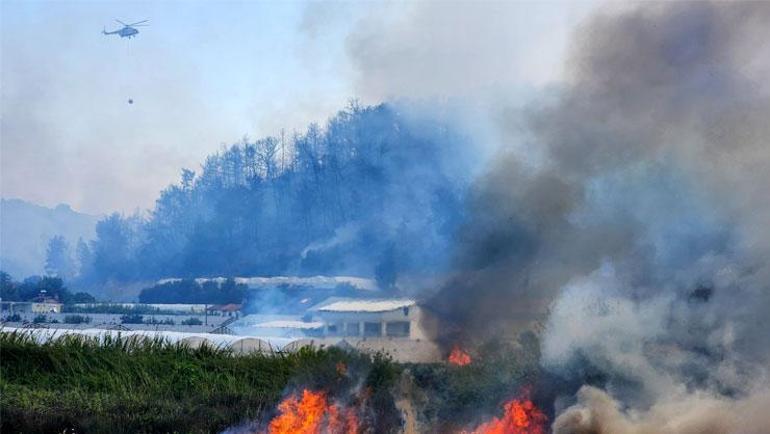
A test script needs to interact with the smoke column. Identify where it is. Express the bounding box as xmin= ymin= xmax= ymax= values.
xmin=419 ymin=1 xmax=770 ymax=429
